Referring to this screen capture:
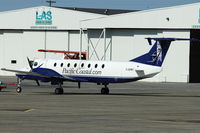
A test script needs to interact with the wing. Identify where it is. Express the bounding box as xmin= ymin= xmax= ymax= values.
xmin=1 ymin=68 xmax=74 ymax=81
xmin=1 ymin=68 xmax=50 ymax=78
